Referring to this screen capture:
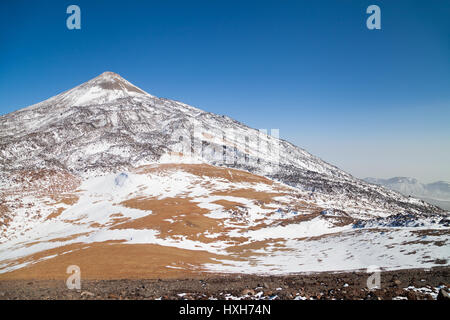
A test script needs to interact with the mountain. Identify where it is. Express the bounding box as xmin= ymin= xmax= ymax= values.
xmin=364 ymin=177 xmax=450 ymax=211
xmin=0 ymin=72 xmax=441 ymax=215
xmin=0 ymin=72 xmax=448 ymax=279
